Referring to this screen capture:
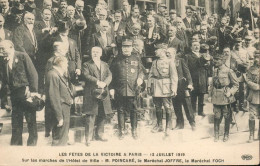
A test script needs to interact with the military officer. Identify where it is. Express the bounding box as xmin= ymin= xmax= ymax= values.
xmin=208 ymin=54 xmax=239 ymax=142
xmin=244 ymin=50 xmax=260 ymax=143
xmin=110 ymin=39 xmax=144 ymax=140
xmin=147 ymin=48 xmax=178 ymax=136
